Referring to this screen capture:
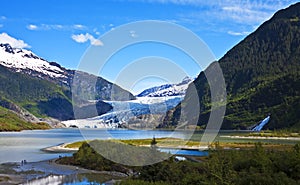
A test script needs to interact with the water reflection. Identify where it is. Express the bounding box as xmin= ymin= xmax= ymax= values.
xmin=21 ymin=175 xmax=64 ymax=185
xmin=0 ymin=129 xmax=177 ymax=163
xmin=21 ymin=173 xmax=117 ymax=185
